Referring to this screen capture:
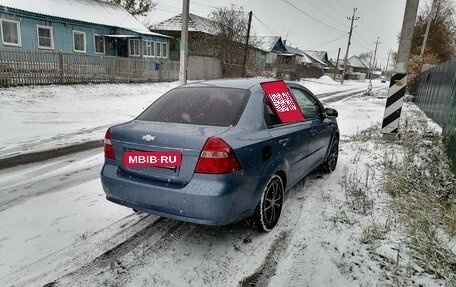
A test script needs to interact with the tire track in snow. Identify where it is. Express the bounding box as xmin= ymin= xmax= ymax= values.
xmin=46 ymin=216 xmax=172 ymax=286
xmin=54 ymin=220 xmax=195 ymax=287
xmin=235 ymin=176 xmax=319 ymax=287
xmin=286 ymin=244 xmax=318 ymax=287
xmin=238 ymin=230 xmax=292 ymax=287
xmin=4 ymin=214 xmax=162 ymax=287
